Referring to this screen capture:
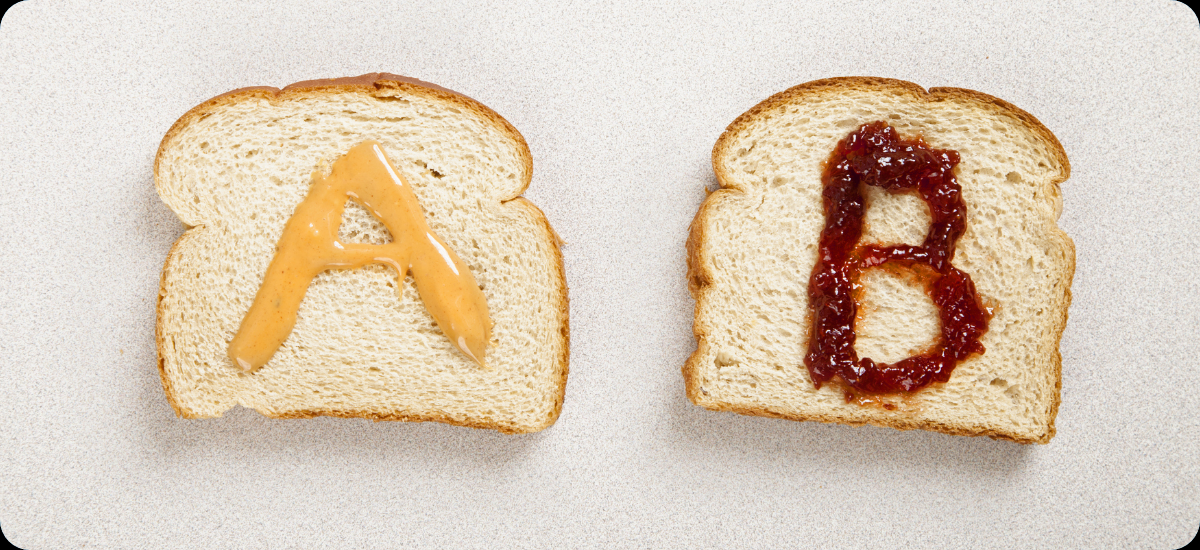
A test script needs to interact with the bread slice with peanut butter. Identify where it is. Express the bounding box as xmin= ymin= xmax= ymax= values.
xmin=155 ymin=73 xmax=568 ymax=433
xmin=686 ymin=77 xmax=1072 ymax=443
